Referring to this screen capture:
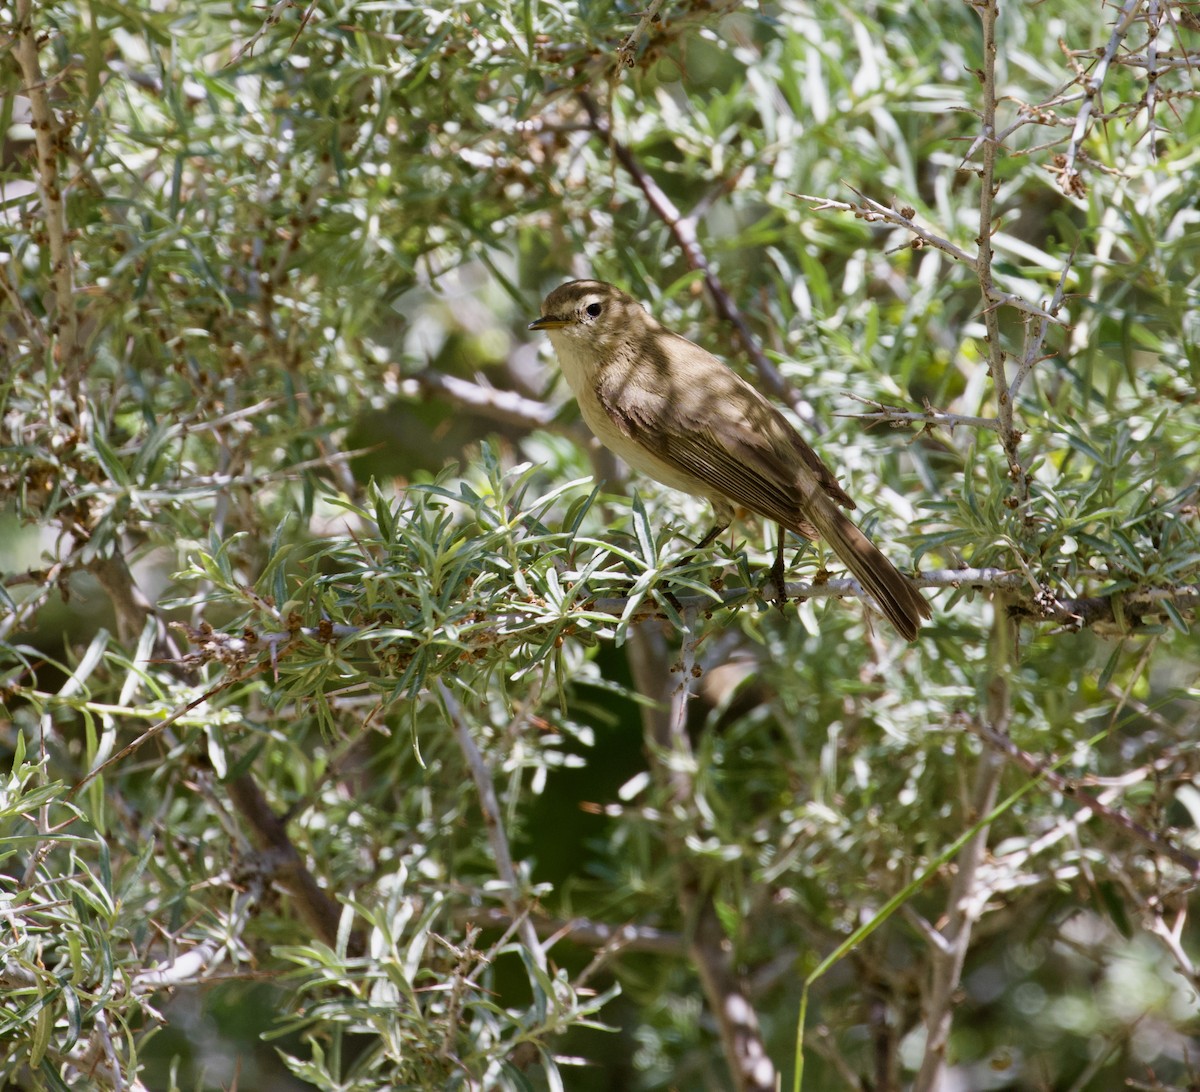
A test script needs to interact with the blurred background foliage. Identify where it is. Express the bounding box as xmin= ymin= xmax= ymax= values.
xmin=2 ymin=0 xmax=1199 ymax=1088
